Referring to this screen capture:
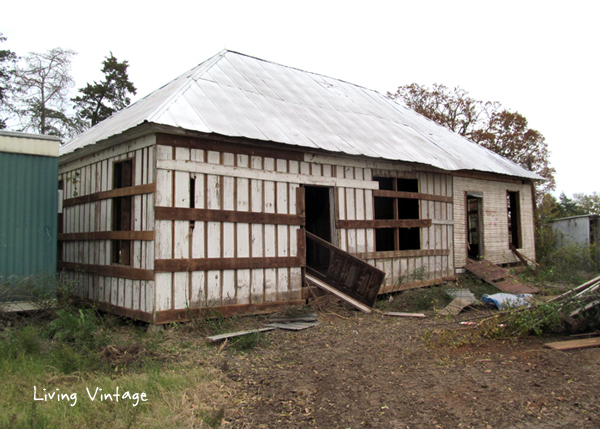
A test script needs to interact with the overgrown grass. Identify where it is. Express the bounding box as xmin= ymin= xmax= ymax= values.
xmin=0 ymin=362 xmax=230 ymax=428
xmin=0 ymin=277 xmax=233 ymax=428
